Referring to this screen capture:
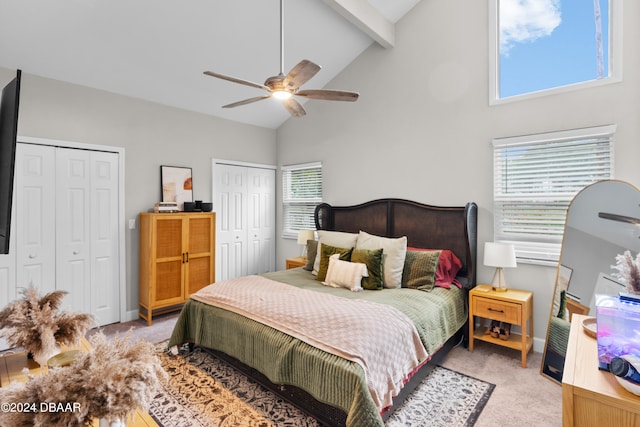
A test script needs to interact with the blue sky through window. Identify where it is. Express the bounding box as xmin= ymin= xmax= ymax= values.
xmin=499 ymin=0 xmax=609 ymax=98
